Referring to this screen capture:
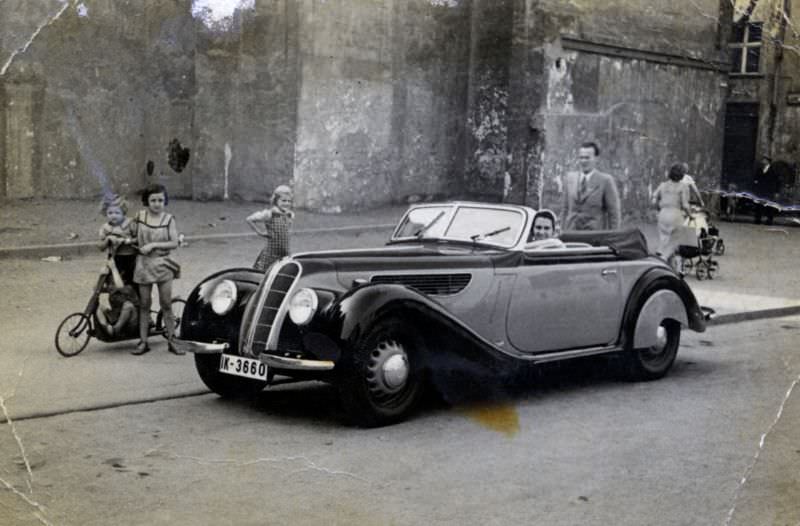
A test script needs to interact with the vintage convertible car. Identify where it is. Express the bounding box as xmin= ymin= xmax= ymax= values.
xmin=176 ymin=202 xmax=706 ymax=427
